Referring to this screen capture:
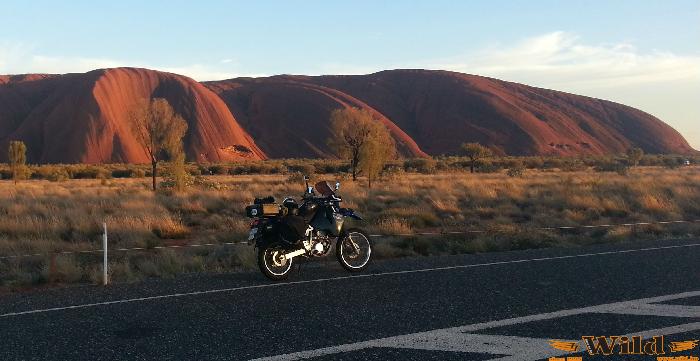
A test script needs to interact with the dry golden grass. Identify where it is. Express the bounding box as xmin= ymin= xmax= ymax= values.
xmin=0 ymin=166 xmax=698 ymax=286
